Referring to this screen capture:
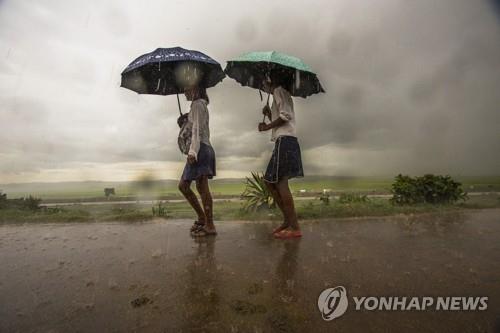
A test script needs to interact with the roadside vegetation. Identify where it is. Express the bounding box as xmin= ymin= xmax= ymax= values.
xmin=0 ymin=175 xmax=499 ymax=224
xmin=2 ymin=176 xmax=499 ymax=202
